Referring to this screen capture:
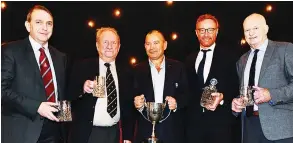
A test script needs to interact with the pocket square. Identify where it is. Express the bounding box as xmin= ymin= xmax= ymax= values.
xmin=175 ymin=83 xmax=178 ymax=88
